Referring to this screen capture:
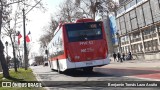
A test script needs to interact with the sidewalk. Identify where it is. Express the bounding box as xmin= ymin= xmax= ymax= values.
xmin=103 ymin=57 xmax=160 ymax=69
